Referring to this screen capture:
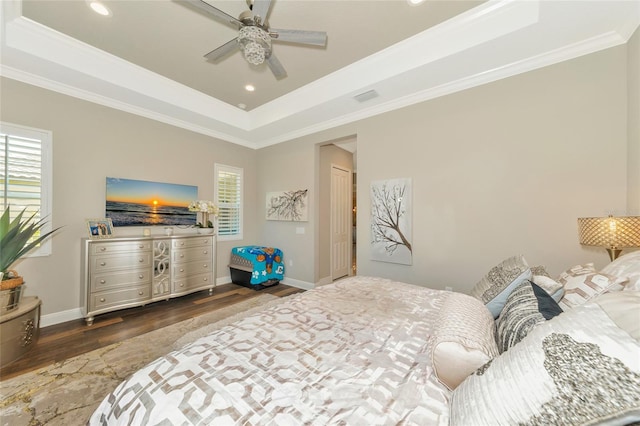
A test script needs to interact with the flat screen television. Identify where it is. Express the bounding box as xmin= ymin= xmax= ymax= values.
xmin=105 ymin=177 xmax=198 ymax=227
